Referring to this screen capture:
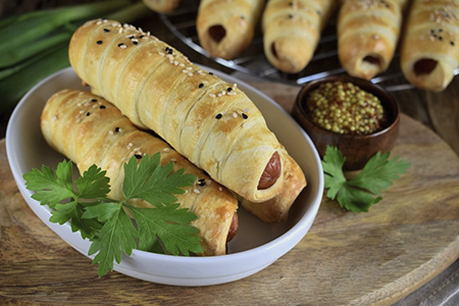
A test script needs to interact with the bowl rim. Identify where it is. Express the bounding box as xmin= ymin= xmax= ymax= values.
xmin=6 ymin=66 xmax=324 ymax=264
xmin=294 ymin=75 xmax=400 ymax=139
